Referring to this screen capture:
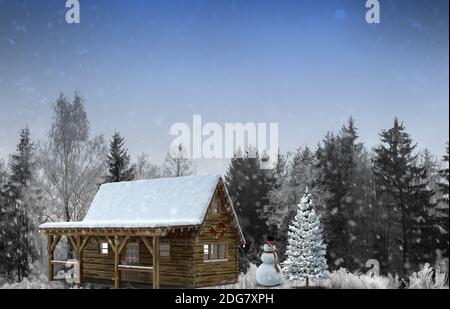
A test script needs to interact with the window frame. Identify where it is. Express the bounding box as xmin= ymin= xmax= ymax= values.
xmin=160 ymin=243 xmax=170 ymax=258
xmin=203 ymin=243 xmax=228 ymax=263
xmin=99 ymin=242 xmax=109 ymax=255
xmin=122 ymin=242 xmax=140 ymax=282
xmin=125 ymin=242 xmax=140 ymax=265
